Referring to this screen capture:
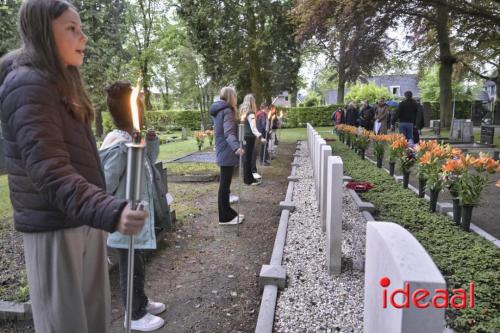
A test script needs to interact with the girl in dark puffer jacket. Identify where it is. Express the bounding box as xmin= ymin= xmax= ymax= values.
xmin=0 ymin=1 xmax=147 ymax=332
